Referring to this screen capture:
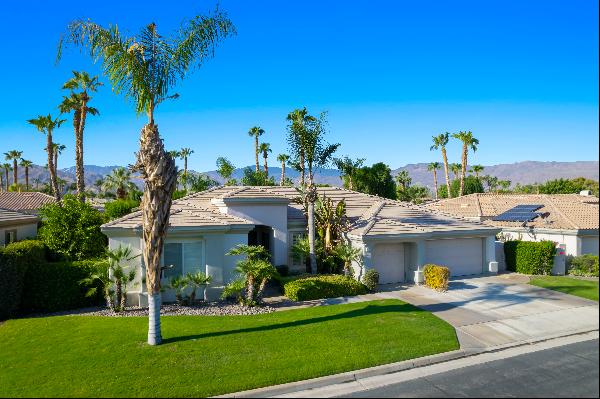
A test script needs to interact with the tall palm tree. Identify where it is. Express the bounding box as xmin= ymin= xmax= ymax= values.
xmin=248 ymin=126 xmax=264 ymax=172
xmin=27 ymin=115 xmax=65 ymax=200
xmin=102 ymin=167 xmax=137 ymax=199
xmin=333 ymin=156 xmax=364 ymax=191
xmin=395 ymin=170 xmax=412 ymax=191
xmin=276 ymin=153 xmax=290 ymax=186
xmin=452 ymin=131 xmax=479 ymax=196
xmin=60 ymin=71 xmax=102 ymax=200
xmin=4 ymin=150 xmax=23 ymax=187
xmin=58 ymin=9 xmax=235 ymax=345
xmin=51 ymin=143 xmax=66 ymax=175
xmin=33 ymin=177 xmax=42 ymax=190
xmin=19 ymin=159 xmax=33 ymax=190
xmin=259 ymin=142 xmax=271 ymax=176
xmin=450 ymin=163 xmax=461 ymax=180
xmin=1 ymin=163 xmax=11 ymax=191
xmin=430 ymin=133 xmax=452 ymax=199
xmin=469 ymin=164 xmax=484 ymax=178
xmin=427 ymin=162 xmax=441 ymax=200
xmin=179 ymin=147 xmax=194 ymax=190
